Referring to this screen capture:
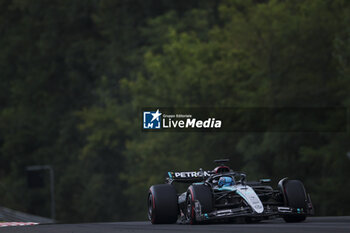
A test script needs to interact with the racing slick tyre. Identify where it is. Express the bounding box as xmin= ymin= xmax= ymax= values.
xmin=282 ymin=180 xmax=307 ymax=223
xmin=186 ymin=184 xmax=213 ymax=224
xmin=148 ymin=184 xmax=178 ymax=224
